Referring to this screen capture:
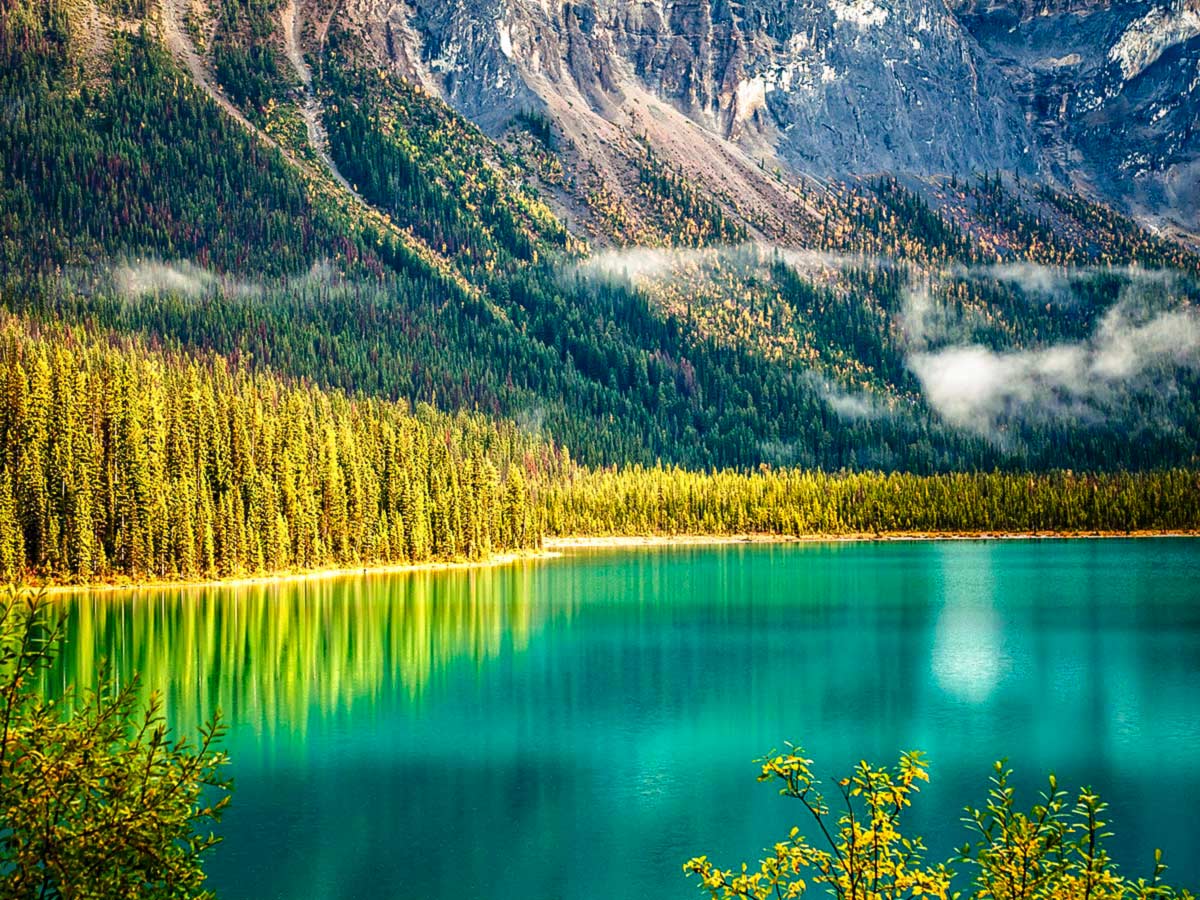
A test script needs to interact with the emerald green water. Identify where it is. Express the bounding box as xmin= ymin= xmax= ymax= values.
xmin=52 ymin=540 xmax=1200 ymax=897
